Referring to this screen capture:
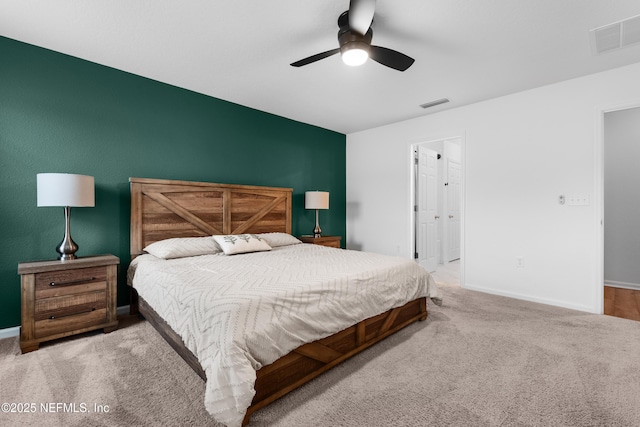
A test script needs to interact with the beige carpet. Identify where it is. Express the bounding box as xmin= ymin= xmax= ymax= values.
xmin=2 ymin=283 xmax=640 ymax=427
xmin=430 ymin=260 xmax=461 ymax=288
